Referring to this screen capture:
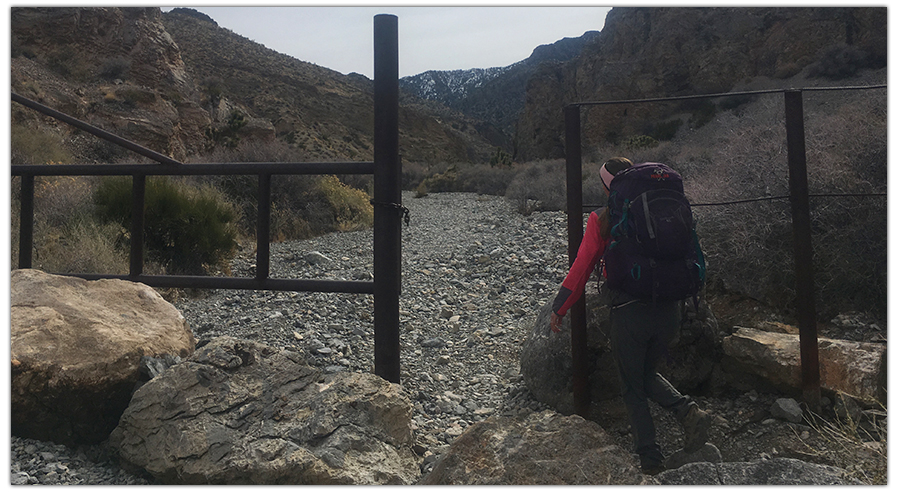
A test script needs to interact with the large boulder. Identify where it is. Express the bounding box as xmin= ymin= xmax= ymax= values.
xmin=420 ymin=410 xmax=650 ymax=485
xmin=722 ymin=328 xmax=887 ymax=404
xmin=10 ymin=269 xmax=194 ymax=445
xmin=656 ymin=457 xmax=861 ymax=485
xmin=521 ymin=286 xmax=719 ymax=414
xmin=109 ymin=336 xmax=418 ymax=485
